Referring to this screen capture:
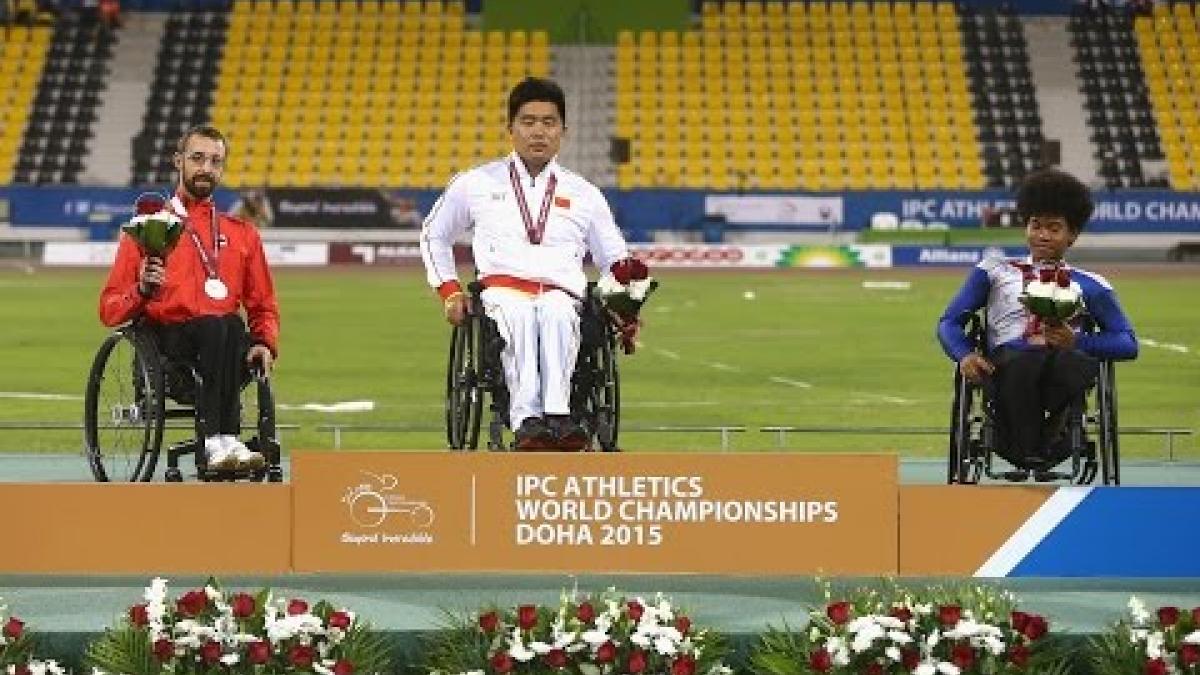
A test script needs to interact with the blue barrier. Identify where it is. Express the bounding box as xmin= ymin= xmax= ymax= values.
xmin=6 ymin=186 xmax=1200 ymax=234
